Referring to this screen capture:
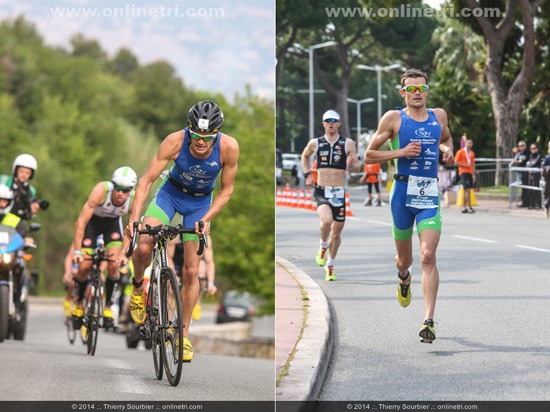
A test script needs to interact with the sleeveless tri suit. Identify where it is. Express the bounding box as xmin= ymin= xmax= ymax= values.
xmin=390 ymin=109 xmax=443 ymax=240
xmin=145 ymin=128 xmax=222 ymax=237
